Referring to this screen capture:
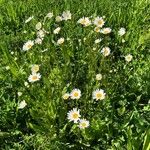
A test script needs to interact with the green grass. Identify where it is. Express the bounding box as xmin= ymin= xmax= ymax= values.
xmin=0 ymin=0 xmax=150 ymax=149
